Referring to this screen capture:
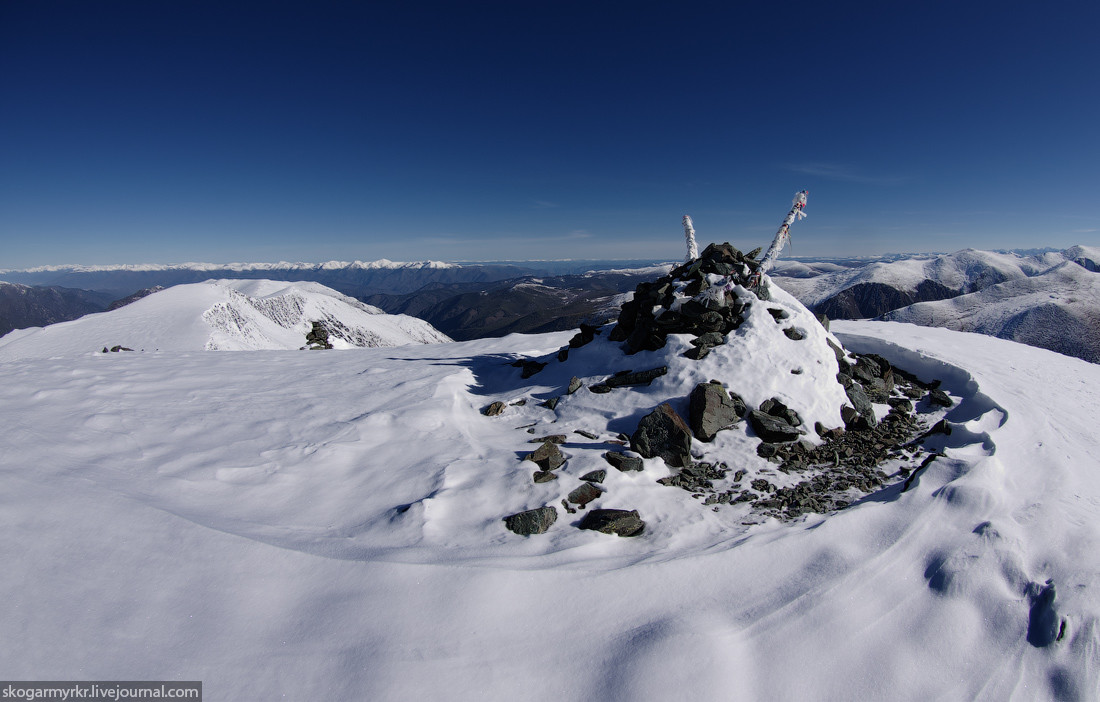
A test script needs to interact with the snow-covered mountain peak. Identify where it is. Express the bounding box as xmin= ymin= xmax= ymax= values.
xmin=0 ymin=279 xmax=450 ymax=359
